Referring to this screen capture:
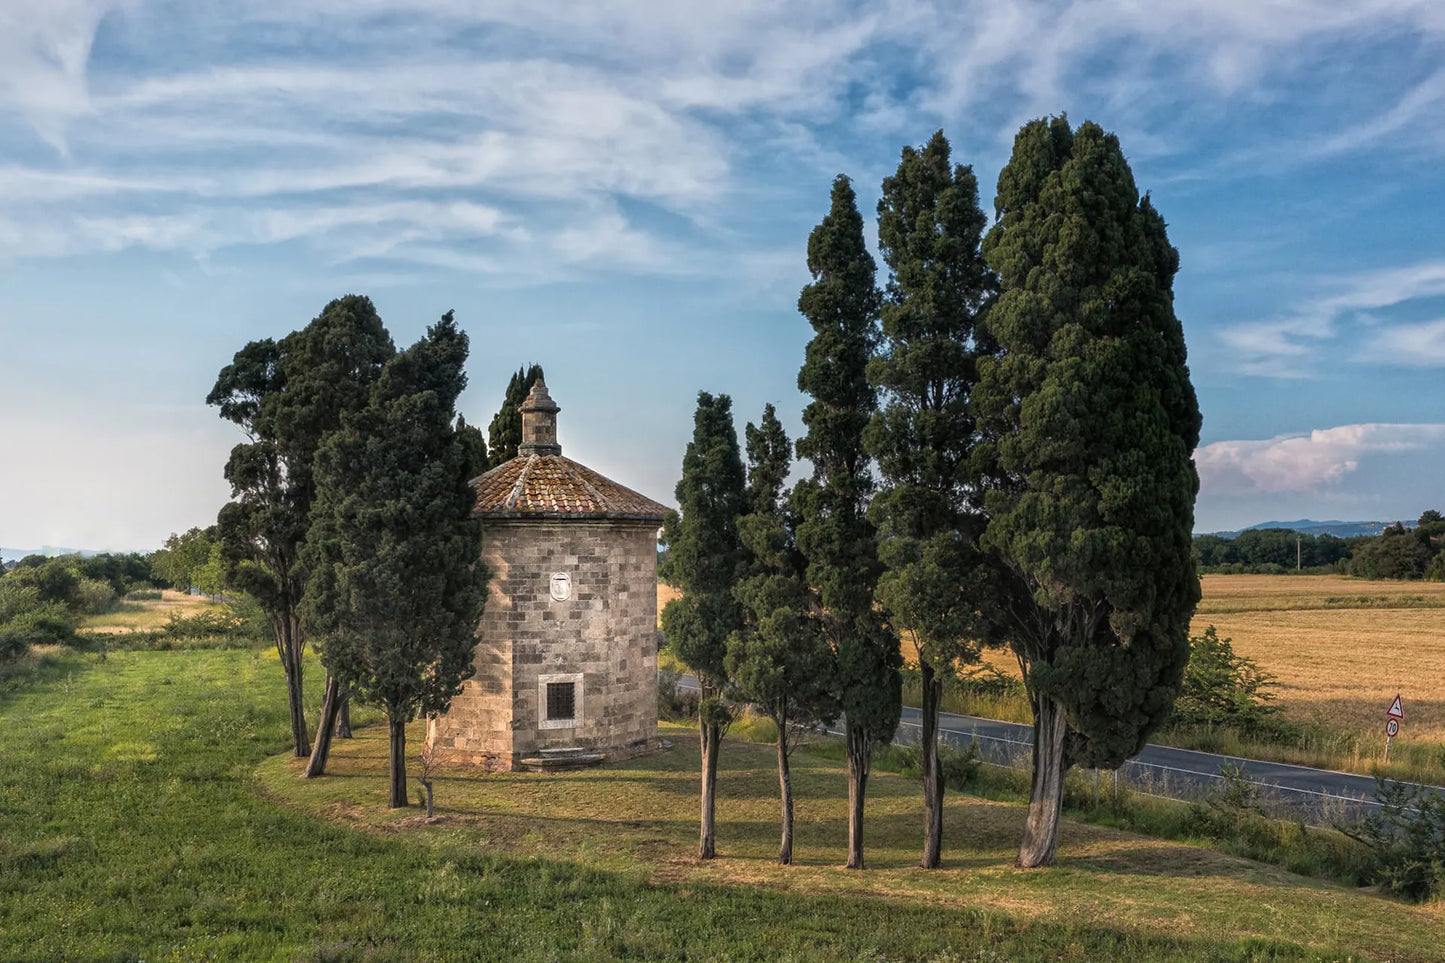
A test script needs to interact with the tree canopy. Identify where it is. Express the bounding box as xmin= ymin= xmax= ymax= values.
xmin=301 ymin=311 xmax=487 ymax=808
xmin=866 ymin=130 xmax=998 ymax=869
xmin=794 ymin=174 xmax=901 ymax=870
xmin=660 ymin=391 xmax=748 ymax=859
xmin=486 ymin=364 xmax=544 ymax=468
xmin=975 ymin=117 xmax=1201 ymax=867
xmin=207 ymin=294 xmax=395 ymax=756
xmin=726 ymin=403 xmax=837 ymax=865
